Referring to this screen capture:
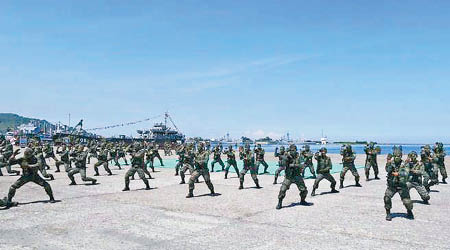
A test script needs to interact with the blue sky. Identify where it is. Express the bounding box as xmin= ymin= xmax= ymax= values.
xmin=1 ymin=0 xmax=449 ymax=143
